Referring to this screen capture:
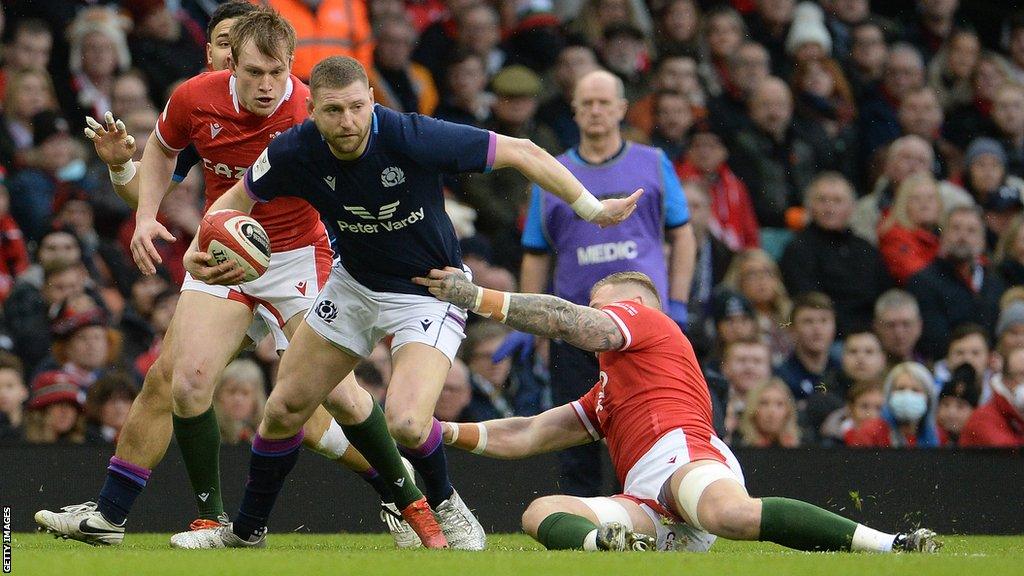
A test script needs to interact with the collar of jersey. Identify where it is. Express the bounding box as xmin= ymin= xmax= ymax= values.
xmin=569 ymin=140 xmax=629 ymax=168
xmin=229 ymin=75 xmax=294 ymax=116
